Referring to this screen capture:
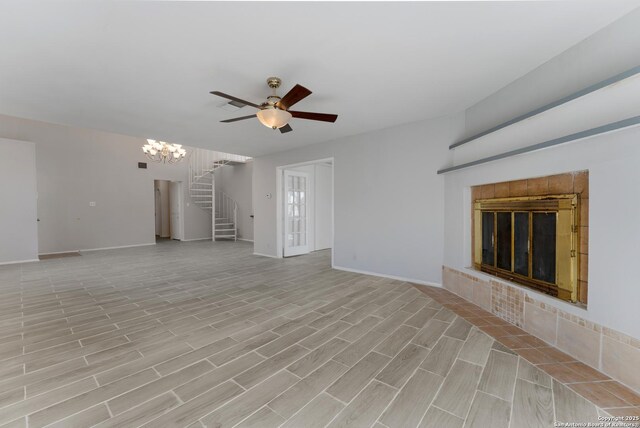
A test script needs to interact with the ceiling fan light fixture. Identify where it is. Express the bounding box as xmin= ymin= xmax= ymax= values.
xmin=256 ymin=107 xmax=292 ymax=129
